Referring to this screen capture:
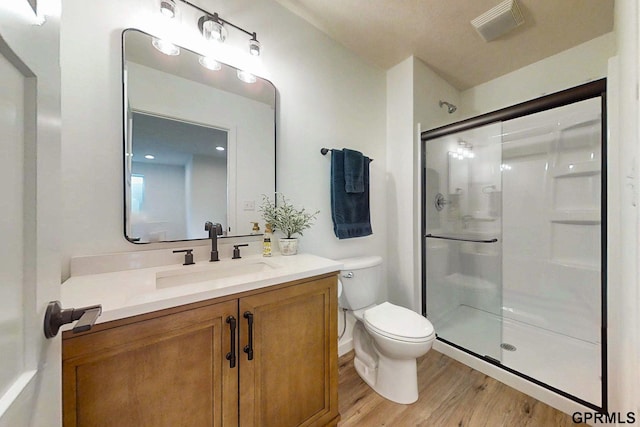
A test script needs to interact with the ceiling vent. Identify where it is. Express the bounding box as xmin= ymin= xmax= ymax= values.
xmin=471 ymin=0 xmax=524 ymax=42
